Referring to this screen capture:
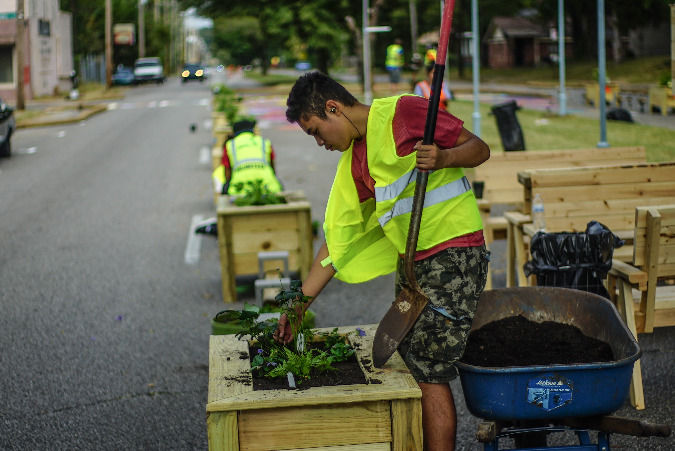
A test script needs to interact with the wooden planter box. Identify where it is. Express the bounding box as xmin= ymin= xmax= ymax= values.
xmin=216 ymin=191 xmax=314 ymax=303
xmin=648 ymin=85 xmax=675 ymax=116
xmin=207 ymin=324 xmax=423 ymax=450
